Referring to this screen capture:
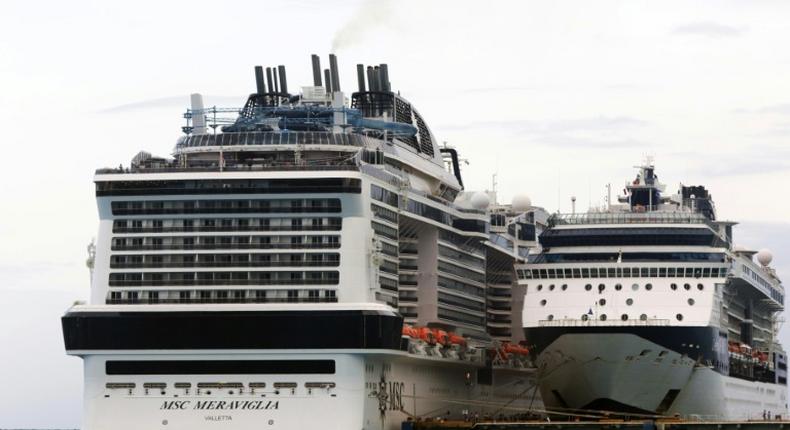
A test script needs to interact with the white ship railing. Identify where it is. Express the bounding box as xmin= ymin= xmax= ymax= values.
xmin=537 ymin=318 xmax=671 ymax=327
xmin=549 ymin=212 xmax=714 ymax=228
